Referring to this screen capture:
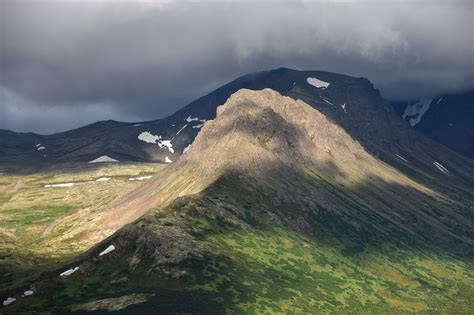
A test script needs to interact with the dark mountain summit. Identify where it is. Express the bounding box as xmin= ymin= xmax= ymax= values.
xmin=392 ymin=90 xmax=474 ymax=158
